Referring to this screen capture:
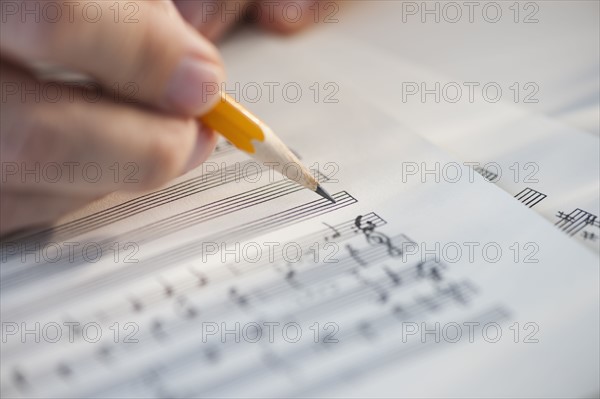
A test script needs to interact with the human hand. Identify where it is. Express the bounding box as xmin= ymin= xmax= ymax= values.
xmin=0 ymin=0 xmax=225 ymax=235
